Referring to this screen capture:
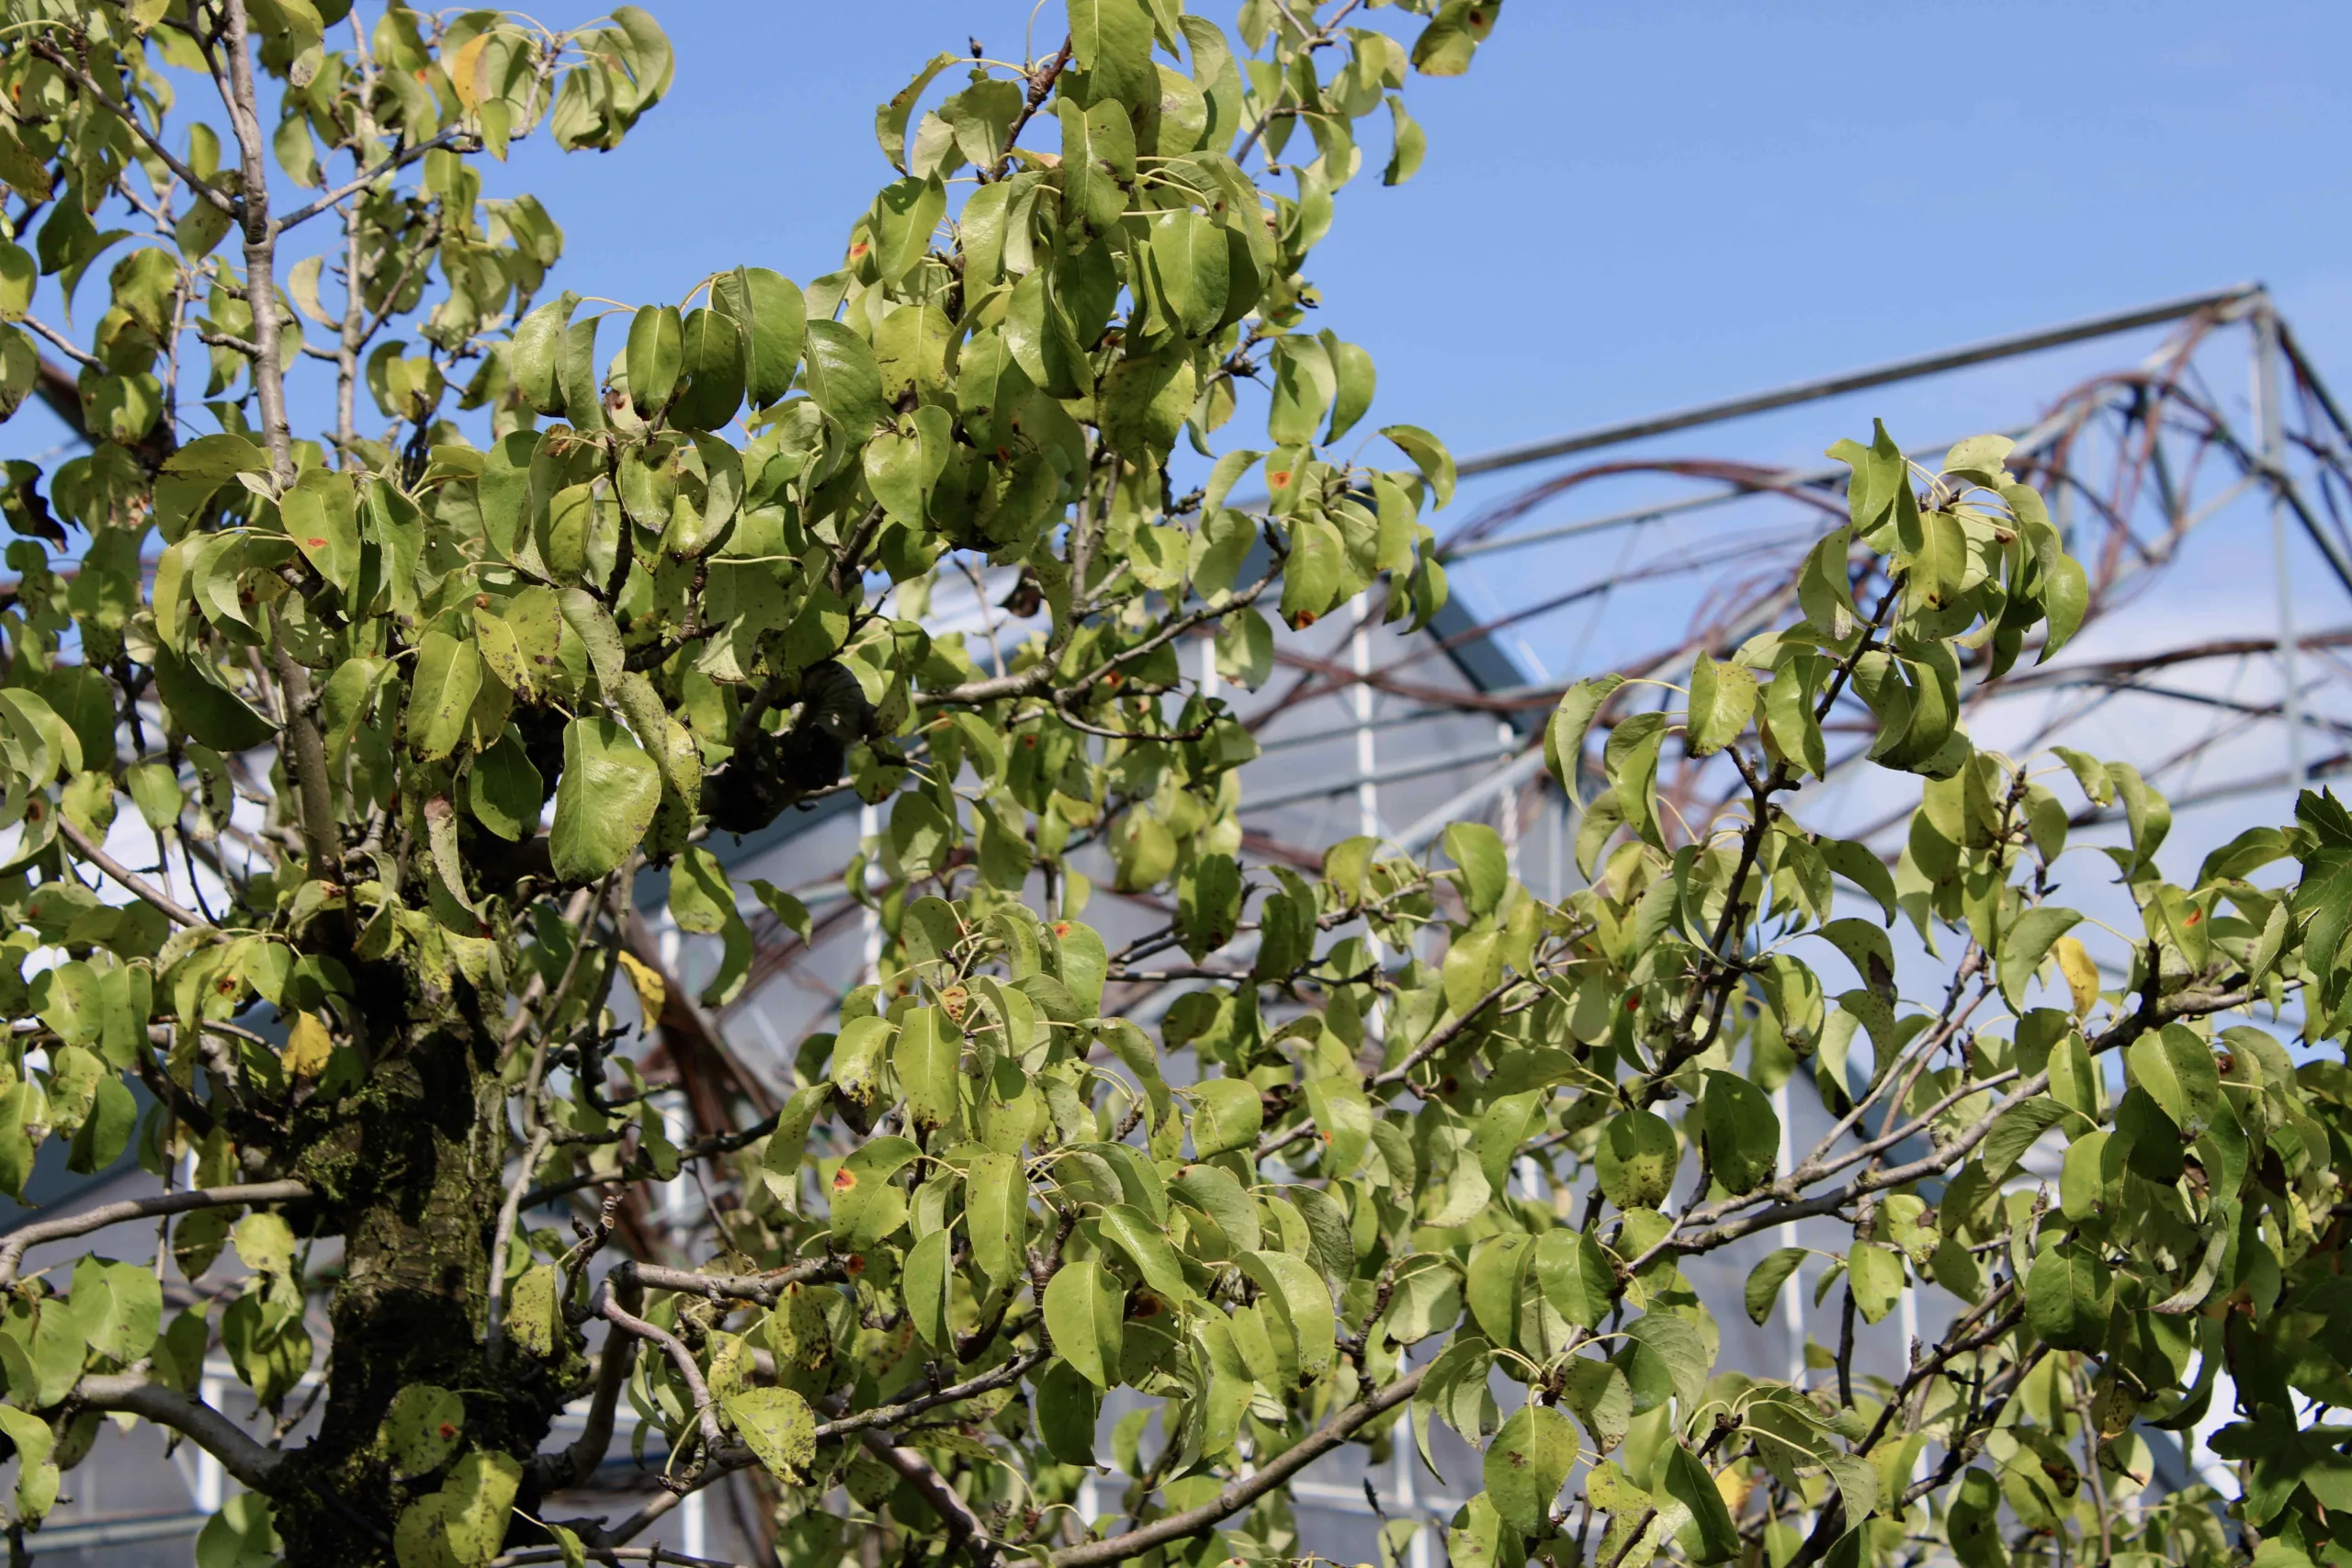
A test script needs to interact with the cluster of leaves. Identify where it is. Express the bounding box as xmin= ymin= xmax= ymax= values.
xmin=0 ymin=3 xmax=2347 ymax=1568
